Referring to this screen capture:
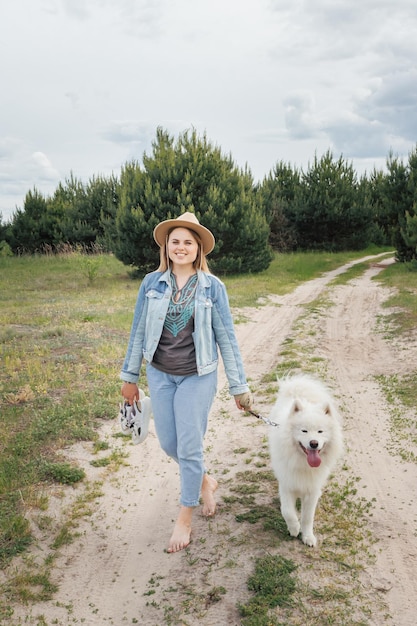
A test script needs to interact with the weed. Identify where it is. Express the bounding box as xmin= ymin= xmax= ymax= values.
xmin=236 ymin=504 xmax=290 ymax=538
xmin=238 ymin=554 xmax=297 ymax=624
xmin=51 ymin=523 xmax=78 ymax=549
xmin=0 ymin=501 xmax=32 ymax=566
xmin=41 ymin=462 xmax=85 ymax=485
xmin=93 ymin=440 xmax=110 ymax=452
xmin=2 ymin=568 xmax=58 ymax=604
xmin=90 ymin=457 xmax=111 ymax=467
xmin=205 ymin=585 xmax=226 ymax=605
xmin=375 ymin=373 xmax=417 ymax=462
